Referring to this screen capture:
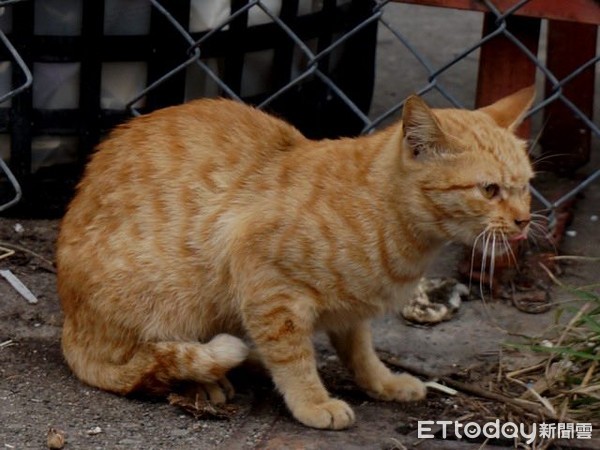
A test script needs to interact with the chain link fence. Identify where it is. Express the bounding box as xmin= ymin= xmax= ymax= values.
xmin=0 ymin=0 xmax=598 ymax=229
xmin=0 ymin=0 xmax=32 ymax=212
